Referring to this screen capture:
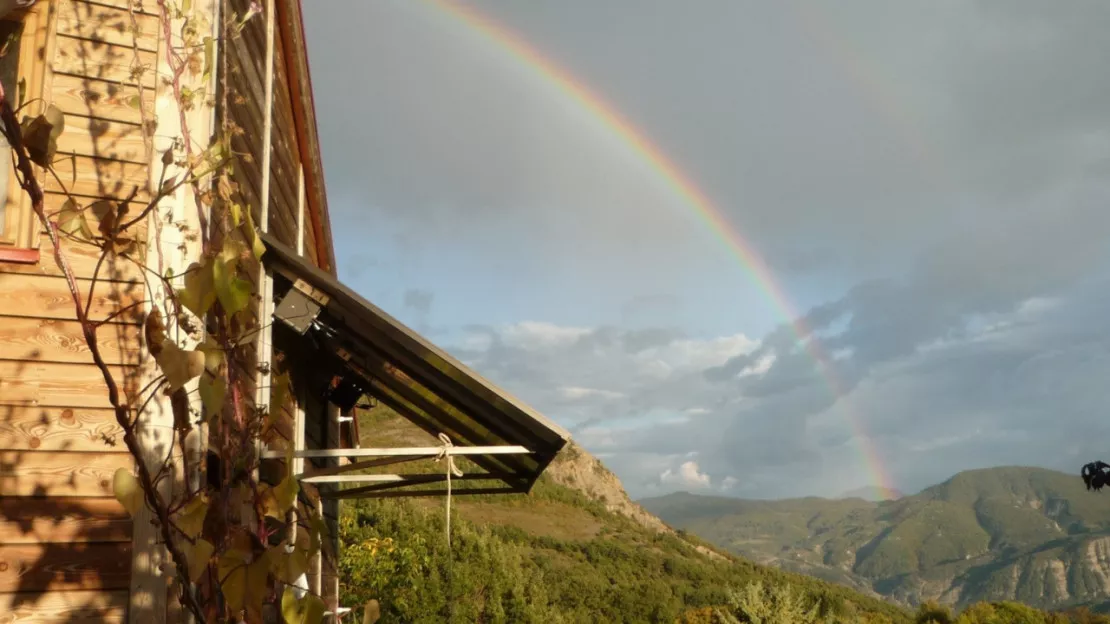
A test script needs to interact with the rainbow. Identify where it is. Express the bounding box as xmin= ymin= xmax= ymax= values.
xmin=422 ymin=0 xmax=899 ymax=499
